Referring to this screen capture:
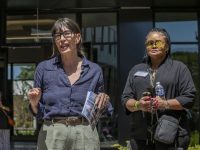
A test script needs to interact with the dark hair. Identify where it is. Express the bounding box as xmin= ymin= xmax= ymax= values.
xmin=147 ymin=28 xmax=171 ymax=54
xmin=51 ymin=18 xmax=83 ymax=57
xmin=143 ymin=28 xmax=171 ymax=63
